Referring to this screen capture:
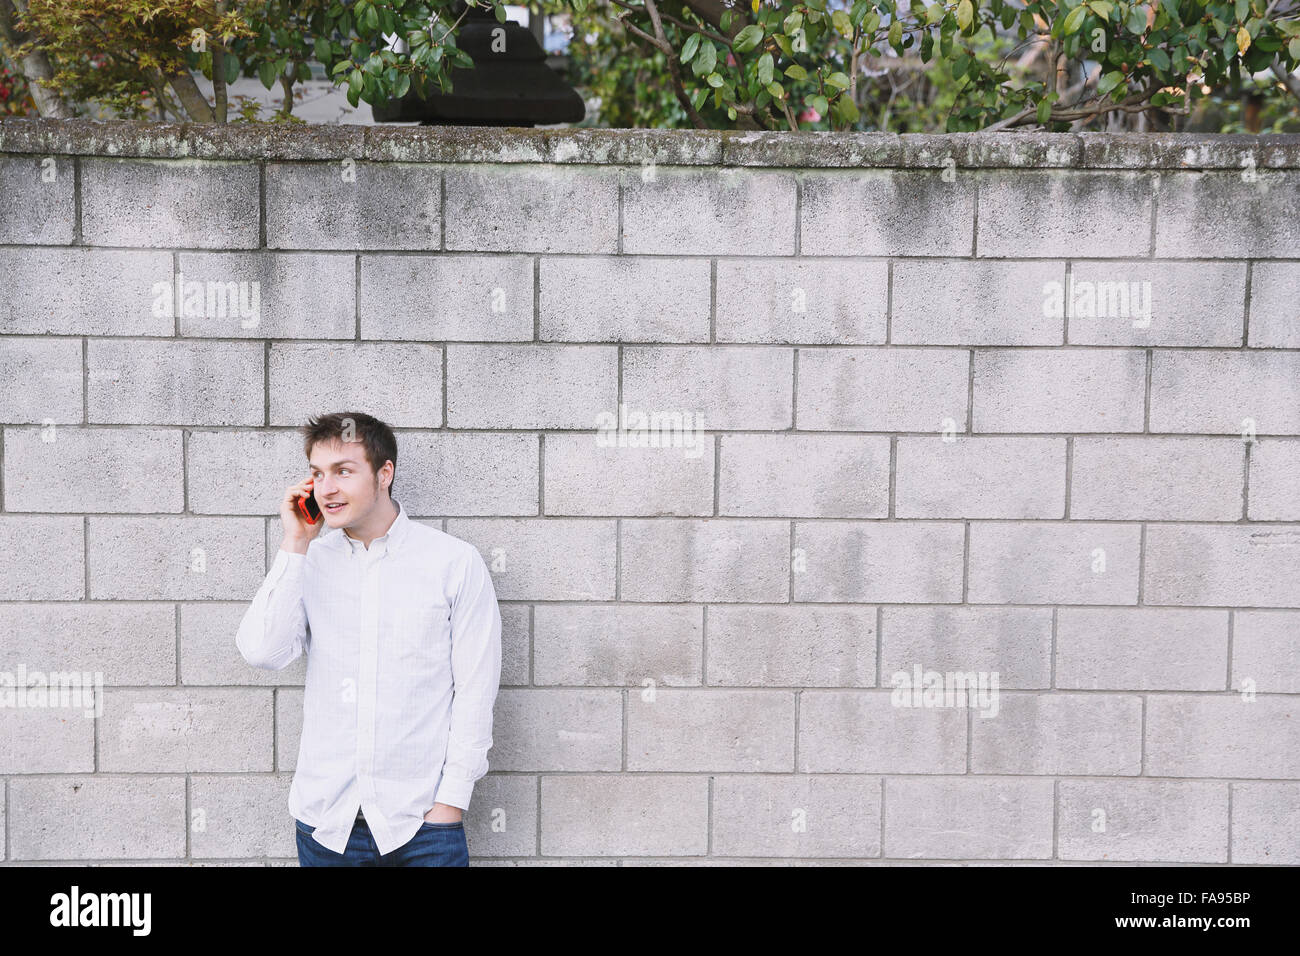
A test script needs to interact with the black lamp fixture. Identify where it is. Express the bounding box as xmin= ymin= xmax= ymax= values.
xmin=372 ymin=1 xmax=585 ymax=126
